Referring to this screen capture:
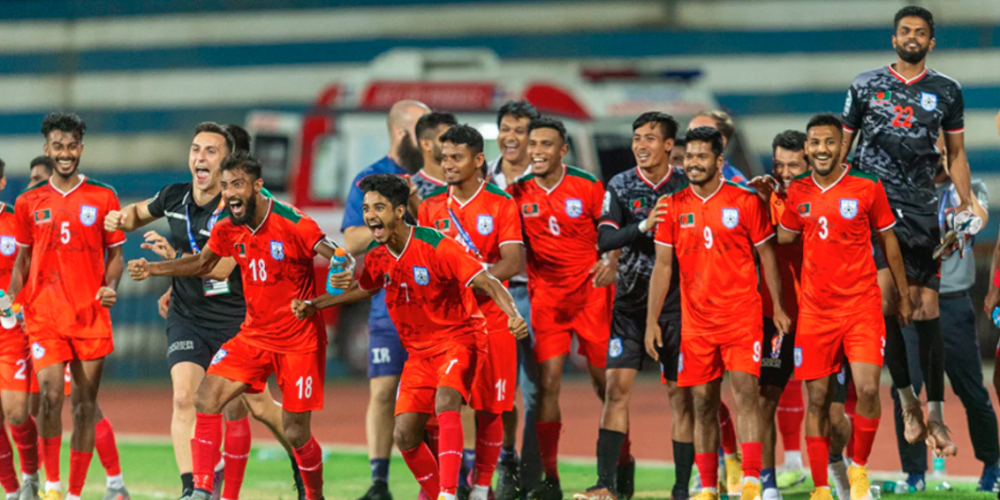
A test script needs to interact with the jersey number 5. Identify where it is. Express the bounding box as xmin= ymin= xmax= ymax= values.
xmin=60 ymin=221 xmax=70 ymax=244
xmin=892 ymin=105 xmax=914 ymax=129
